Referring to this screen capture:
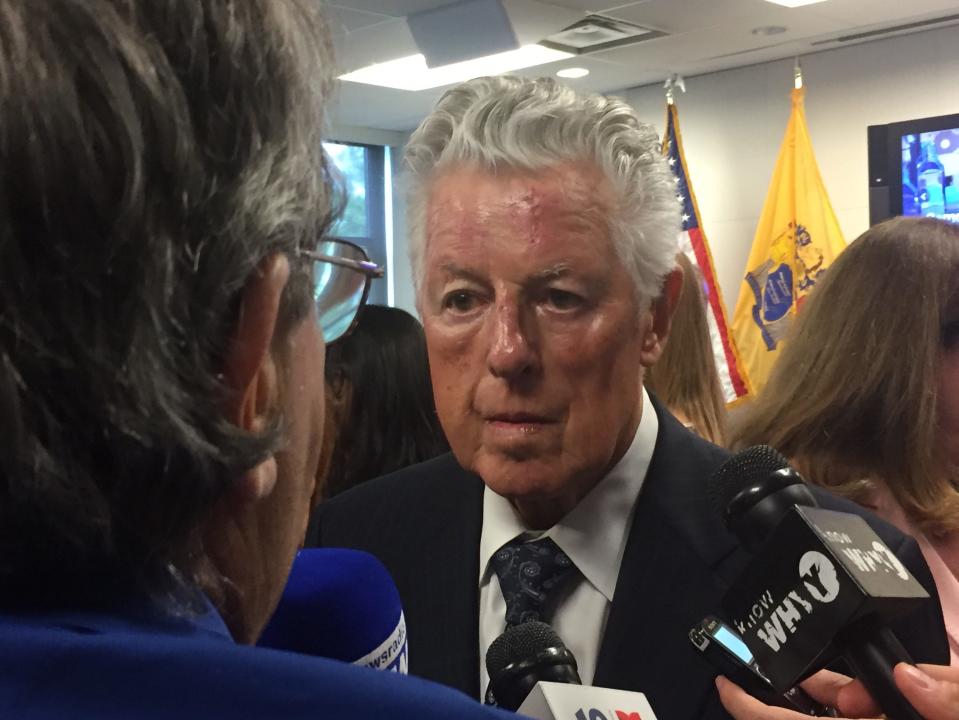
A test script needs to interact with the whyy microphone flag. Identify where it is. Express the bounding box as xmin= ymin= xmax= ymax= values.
xmin=731 ymin=84 xmax=846 ymax=393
